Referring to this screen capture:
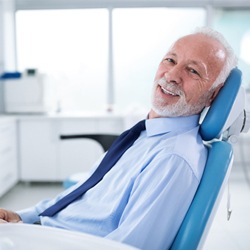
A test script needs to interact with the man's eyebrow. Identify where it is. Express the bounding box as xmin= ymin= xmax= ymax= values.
xmin=188 ymin=60 xmax=207 ymax=70
xmin=189 ymin=60 xmax=201 ymax=66
xmin=166 ymin=52 xmax=177 ymax=57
